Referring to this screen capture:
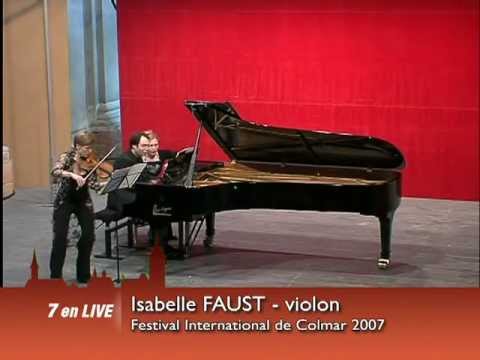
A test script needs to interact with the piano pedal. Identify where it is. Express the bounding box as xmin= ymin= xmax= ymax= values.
xmin=377 ymin=258 xmax=390 ymax=269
